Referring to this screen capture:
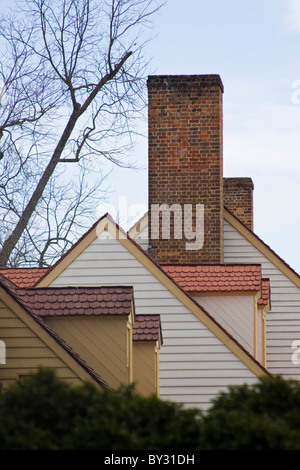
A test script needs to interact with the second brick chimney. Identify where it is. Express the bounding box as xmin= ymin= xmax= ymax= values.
xmin=223 ymin=177 xmax=254 ymax=230
xmin=148 ymin=75 xmax=224 ymax=264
